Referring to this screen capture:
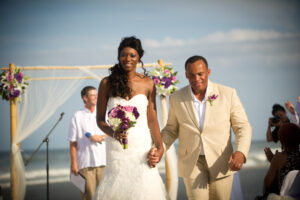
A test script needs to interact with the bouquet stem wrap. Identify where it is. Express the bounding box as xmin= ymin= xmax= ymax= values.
xmin=122 ymin=138 xmax=128 ymax=149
